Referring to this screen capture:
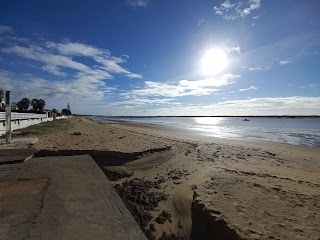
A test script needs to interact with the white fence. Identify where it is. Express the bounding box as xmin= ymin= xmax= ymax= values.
xmin=0 ymin=112 xmax=54 ymax=136
xmin=0 ymin=112 xmax=48 ymax=121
